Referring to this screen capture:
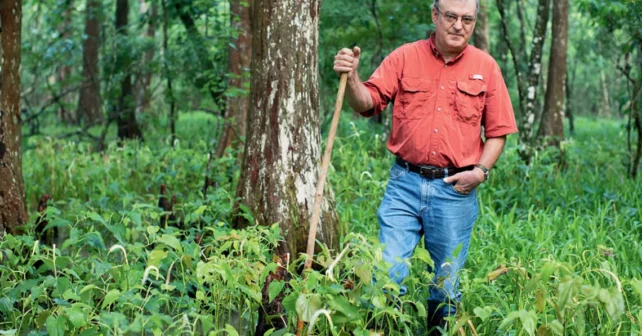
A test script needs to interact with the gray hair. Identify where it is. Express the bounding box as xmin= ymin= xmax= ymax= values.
xmin=432 ymin=0 xmax=481 ymax=15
